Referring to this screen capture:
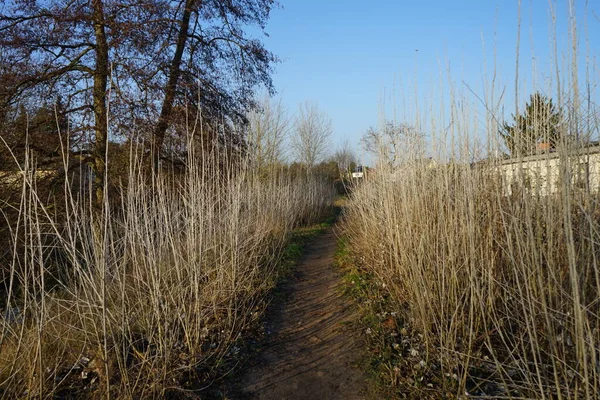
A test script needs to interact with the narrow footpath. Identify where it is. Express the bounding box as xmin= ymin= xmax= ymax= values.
xmin=231 ymin=227 xmax=368 ymax=399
